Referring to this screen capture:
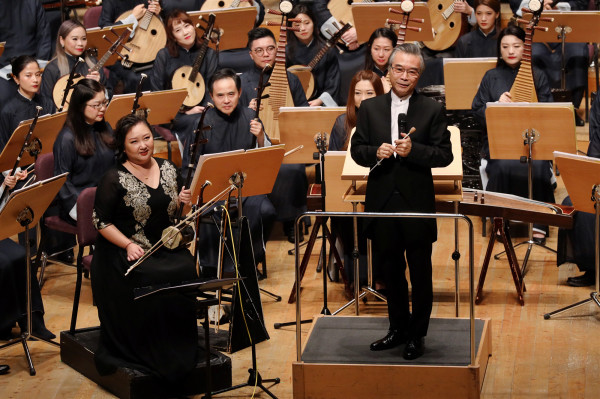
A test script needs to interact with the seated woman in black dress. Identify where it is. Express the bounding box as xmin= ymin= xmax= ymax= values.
xmin=286 ymin=3 xmax=340 ymax=107
xmin=41 ymin=19 xmax=107 ymax=107
xmin=91 ymin=114 xmax=199 ymax=384
xmin=53 ymin=79 xmax=115 ymax=223
xmin=0 ymin=171 xmax=55 ymax=342
xmin=329 ymin=69 xmax=384 ymax=286
xmin=364 ymin=28 xmax=397 ymax=93
xmin=472 ymin=24 xmax=554 ymax=242
xmin=0 ymin=55 xmax=55 ymax=151
xmin=454 ymin=0 xmax=500 ymax=58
